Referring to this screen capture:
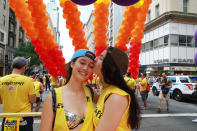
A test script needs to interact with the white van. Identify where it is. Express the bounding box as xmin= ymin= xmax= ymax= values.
xmin=152 ymin=76 xmax=197 ymax=101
